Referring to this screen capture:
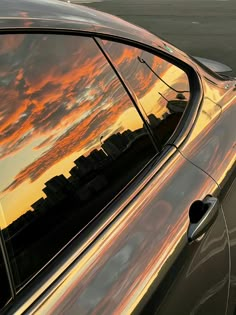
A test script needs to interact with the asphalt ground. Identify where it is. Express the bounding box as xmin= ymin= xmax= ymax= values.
xmin=70 ymin=0 xmax=236 ymax=74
